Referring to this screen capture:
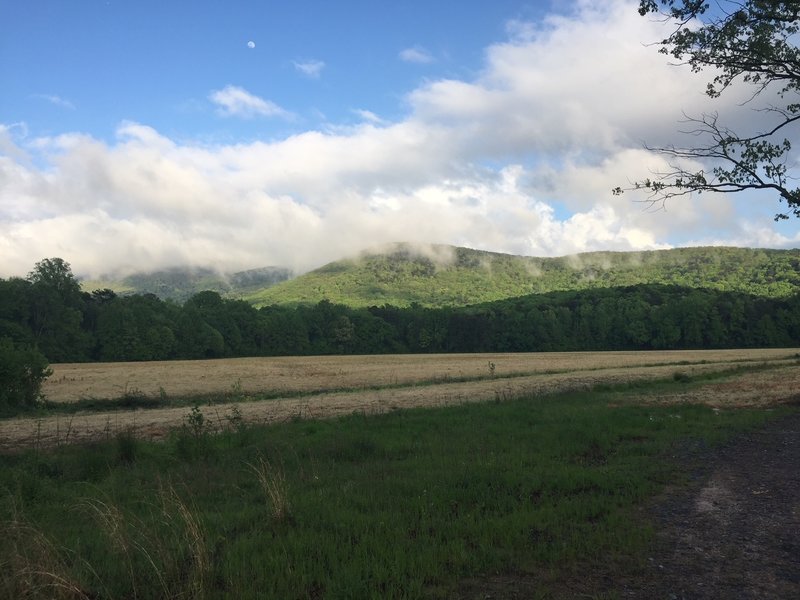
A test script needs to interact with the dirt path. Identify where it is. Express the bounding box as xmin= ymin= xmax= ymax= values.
xmin=616 ymin=410 xmax=800 ymax=599
xmin=453 ymin=377 xmax=800 ymax=599
xmin=458 ymin=409 xmax=800 ymax=599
